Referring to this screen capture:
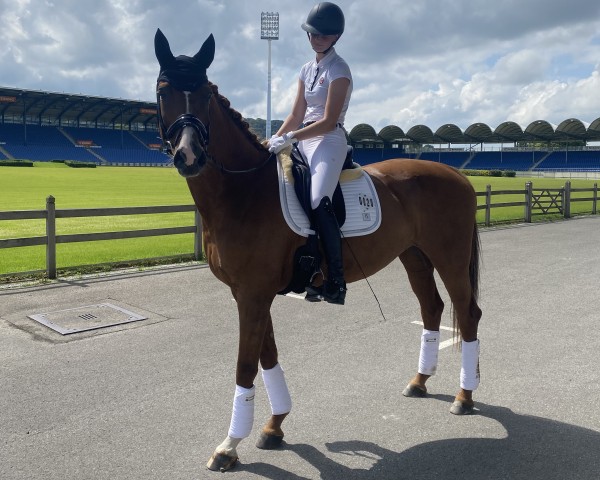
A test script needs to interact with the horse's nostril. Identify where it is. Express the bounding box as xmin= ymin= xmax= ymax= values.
xmin=173 ymin=149 xmax=201 ymax=178
xmin=173 ymin=150 xmax=185 ymax=167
